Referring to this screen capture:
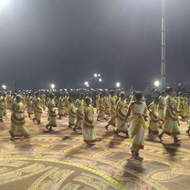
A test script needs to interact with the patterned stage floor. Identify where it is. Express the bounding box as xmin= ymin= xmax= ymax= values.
xmin=0 ymin=110 xmax=190 ymax=190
